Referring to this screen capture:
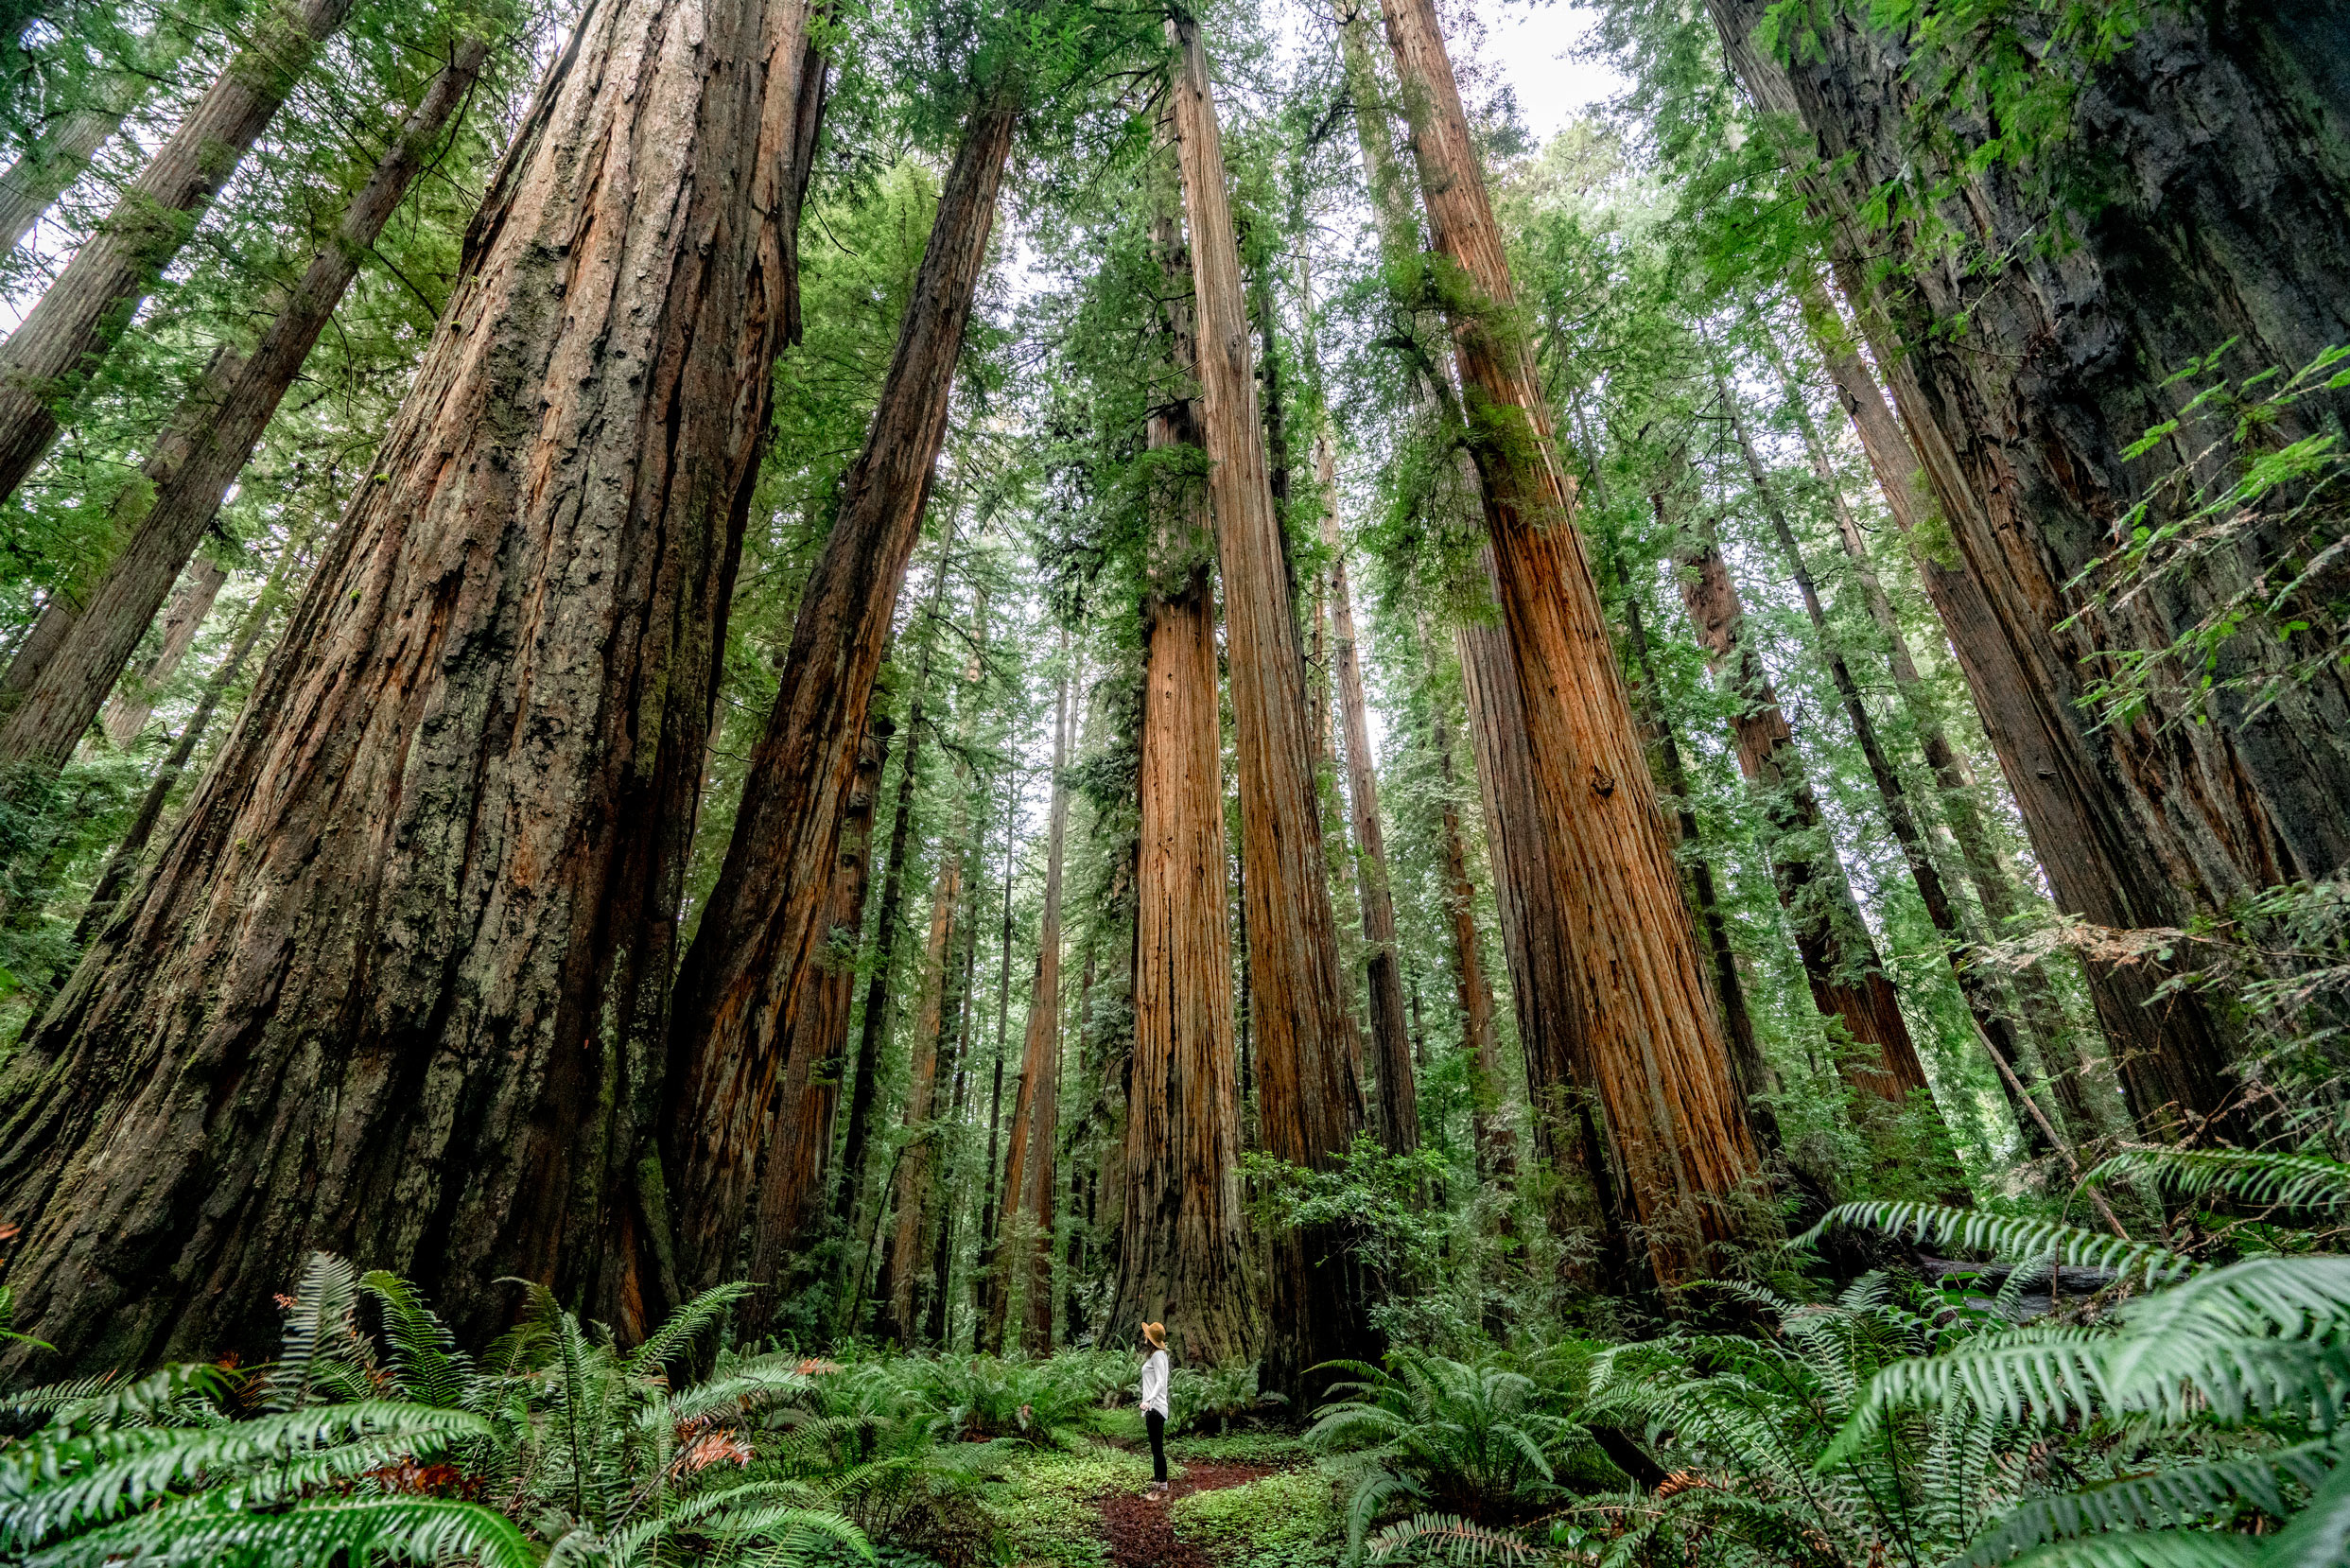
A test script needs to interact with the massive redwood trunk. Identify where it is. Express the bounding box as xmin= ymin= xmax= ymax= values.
xmin=1167 ymin=14 xmax=1372 ymax=1394
xmin=1320 ymin=439 xmax=1417 ymax=1154
xmin=0 ymin=0 xmax=820 ymax=1370
xmin=1709 ymin=0 xmax=2350 ymax=1137
xmin=987 ymin=661 xmax=1071 ymax=1355
xmin=1109 ymin=205 xmax=1255 ymax=1367
xmin=0 ymin=0 xmax=358 ymax=510
xmin=660 ymin=93 xmax=1019 ymax=1298
xmin=1798 ymin=278 xmax=2241 ymax=1138
xmin=1378 ymin=0 xmax=1762 ymax=1280
xmin=0 ymin=33 xmax=496 ymax=785
xmin=1672 ymin=508 xmax=1938 ymax=1114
